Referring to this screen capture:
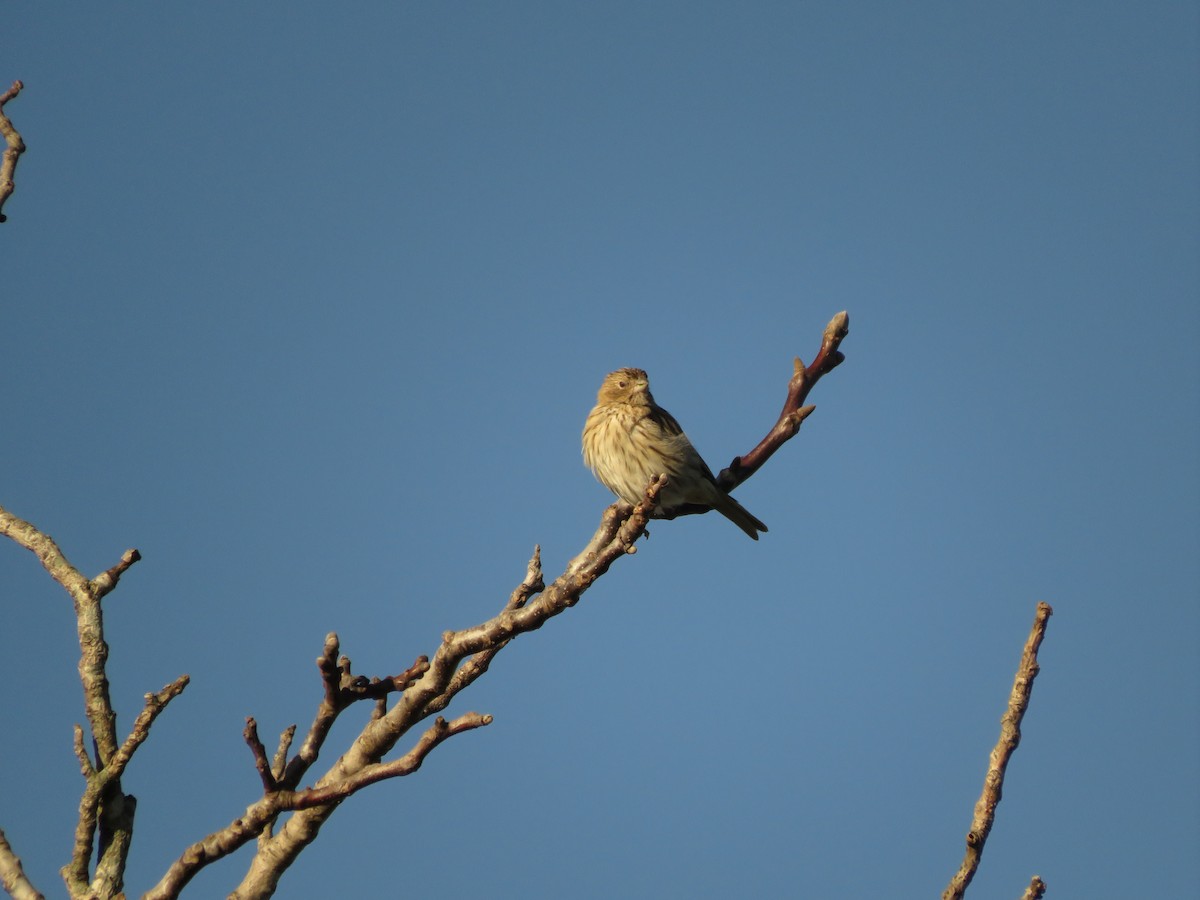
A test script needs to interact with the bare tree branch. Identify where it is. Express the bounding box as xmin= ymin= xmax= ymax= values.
xmin=663 ymin=310 xmax=850 ymax=519
xmin=720 ymin=309 xmax=850 ymax=490
xmin=76 ymin=676 xmax=188 ymax=896
xmin=144 ymin=480 xmax=665 ymax=900
xmin=271 ymin=712 xmax=493 ymax=810
xmin=0 ymin=506 xmax=186 ymax=900
xmin=62 ymin=751 xmax=107 ymax=893
xmin=62 ymin=681 xmax=188 ymax=898
xmin=415 ymin=544 xmax=545 ymax=721
xmin=0 ymin=828 xmax=44 ymax=900
xmin=255 ymin=724 xmax=299 ymax=849
xmin=144 ymin=322 xmax=850 ymax=898
xmin=0 ymin=80 xmax=25 ymax=223
xmin=0 ymin=509 xmax=132 ymax=767
xmin=273 ymin=638 xmax=431 ymax=793
xmin=943 ymin=602 xmax=1054 ymax=900
xmin=92 ymin=794 xmax=135 ymax=900
xmin=5 ymin=315 xmax=849 ymax=898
